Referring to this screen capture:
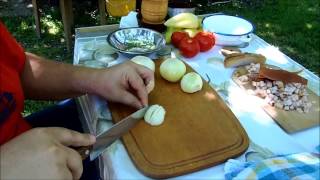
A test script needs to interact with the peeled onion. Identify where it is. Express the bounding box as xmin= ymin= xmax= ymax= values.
xmin=145 ymin=80 xmax=155 ymax=94
xmin=160 ymin=58 xmax=186 ymax=82
xmin=180 ymin=72 xmax=203 ymax=93
xmin=144 ymin=104 xmax=166 ymax=126
xmin=131 ymin=55 xmax=155 ymax=71
xmin=131 ymin=55 xmax=155 ymax=93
